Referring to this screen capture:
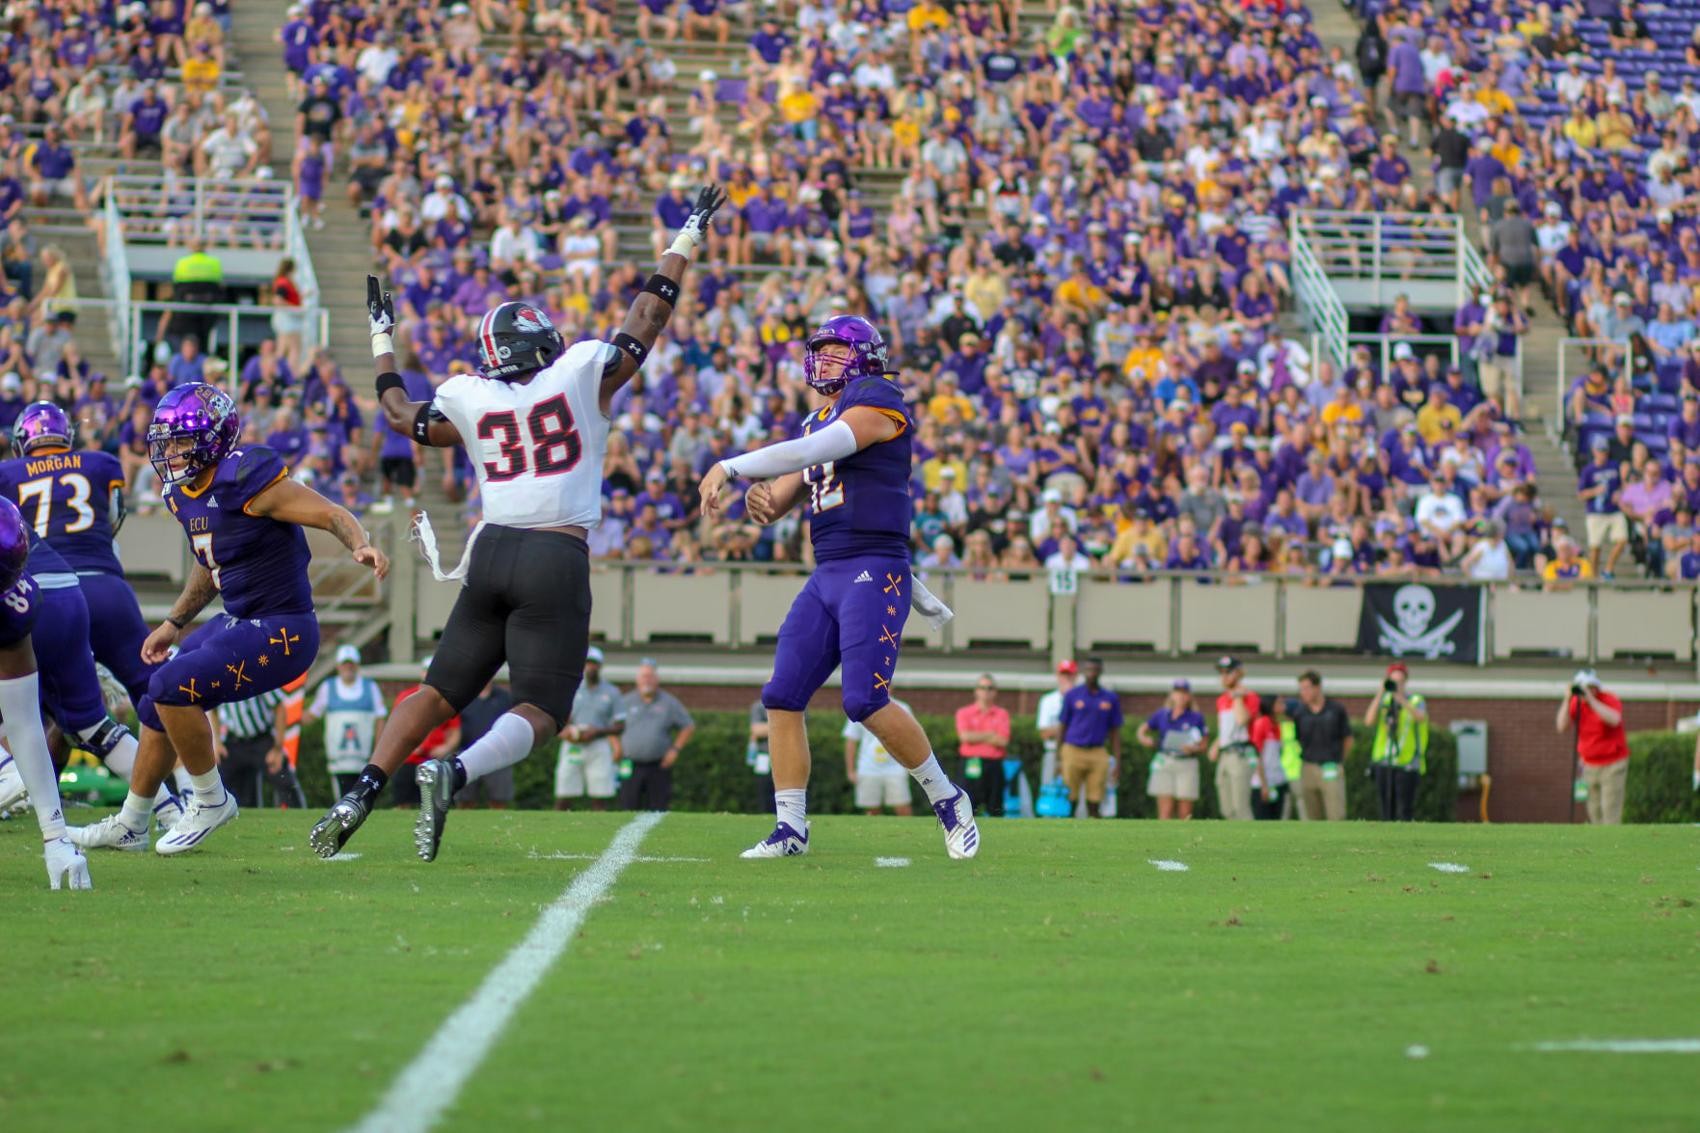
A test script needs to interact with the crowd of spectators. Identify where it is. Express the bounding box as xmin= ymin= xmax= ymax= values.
xmin=263 ymin=0 xmax=1578 ymax=586
xmin=1352 ymin=0 xmax=1700 ymax=578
